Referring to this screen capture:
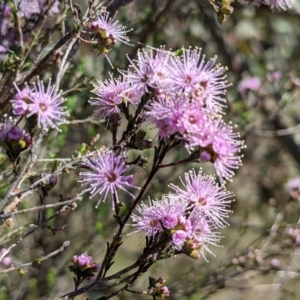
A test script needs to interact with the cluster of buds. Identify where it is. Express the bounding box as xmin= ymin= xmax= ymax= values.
xmin=231 ymin=249 xmax=263 ymax=272
xmin=148 ymin=277 xmax=170 ymax=299
xmin=69 ymin=253 xmax=100 ymax=281
xmin=207 ymin=0 xmax=234 ymax=24
xmin=88 ymin=12 xmax=131 ymax=61
xmin=217 ymin=0 xmax=234 ymax=24
xmin=182 ymin=238 xmax=202 ymax=259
